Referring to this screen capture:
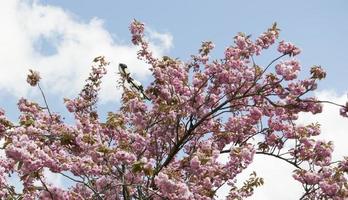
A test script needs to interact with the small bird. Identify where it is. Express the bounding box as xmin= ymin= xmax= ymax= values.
xmin=118 ymin=63 xmax=131 ymax=79
xmin=118 ymin=63 xmax=149 ymax=100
